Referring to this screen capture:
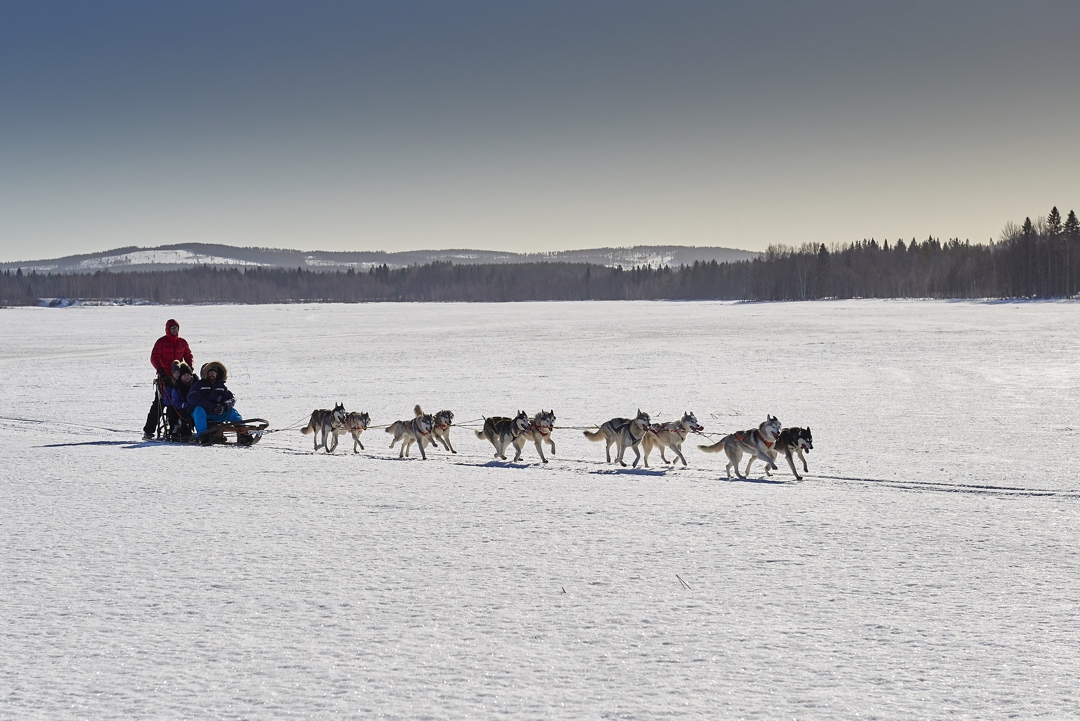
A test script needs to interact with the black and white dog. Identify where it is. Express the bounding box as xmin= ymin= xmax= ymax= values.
xmin=744 ymin=426 xmax=813 ymax=480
